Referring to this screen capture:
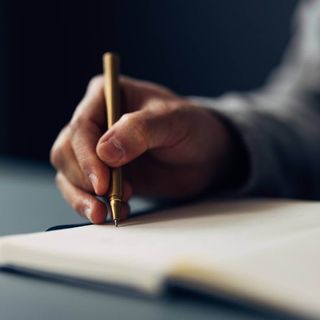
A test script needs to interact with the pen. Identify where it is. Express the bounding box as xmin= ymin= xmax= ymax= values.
xmin=103 ymin=52 xmax=123 ymax=227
